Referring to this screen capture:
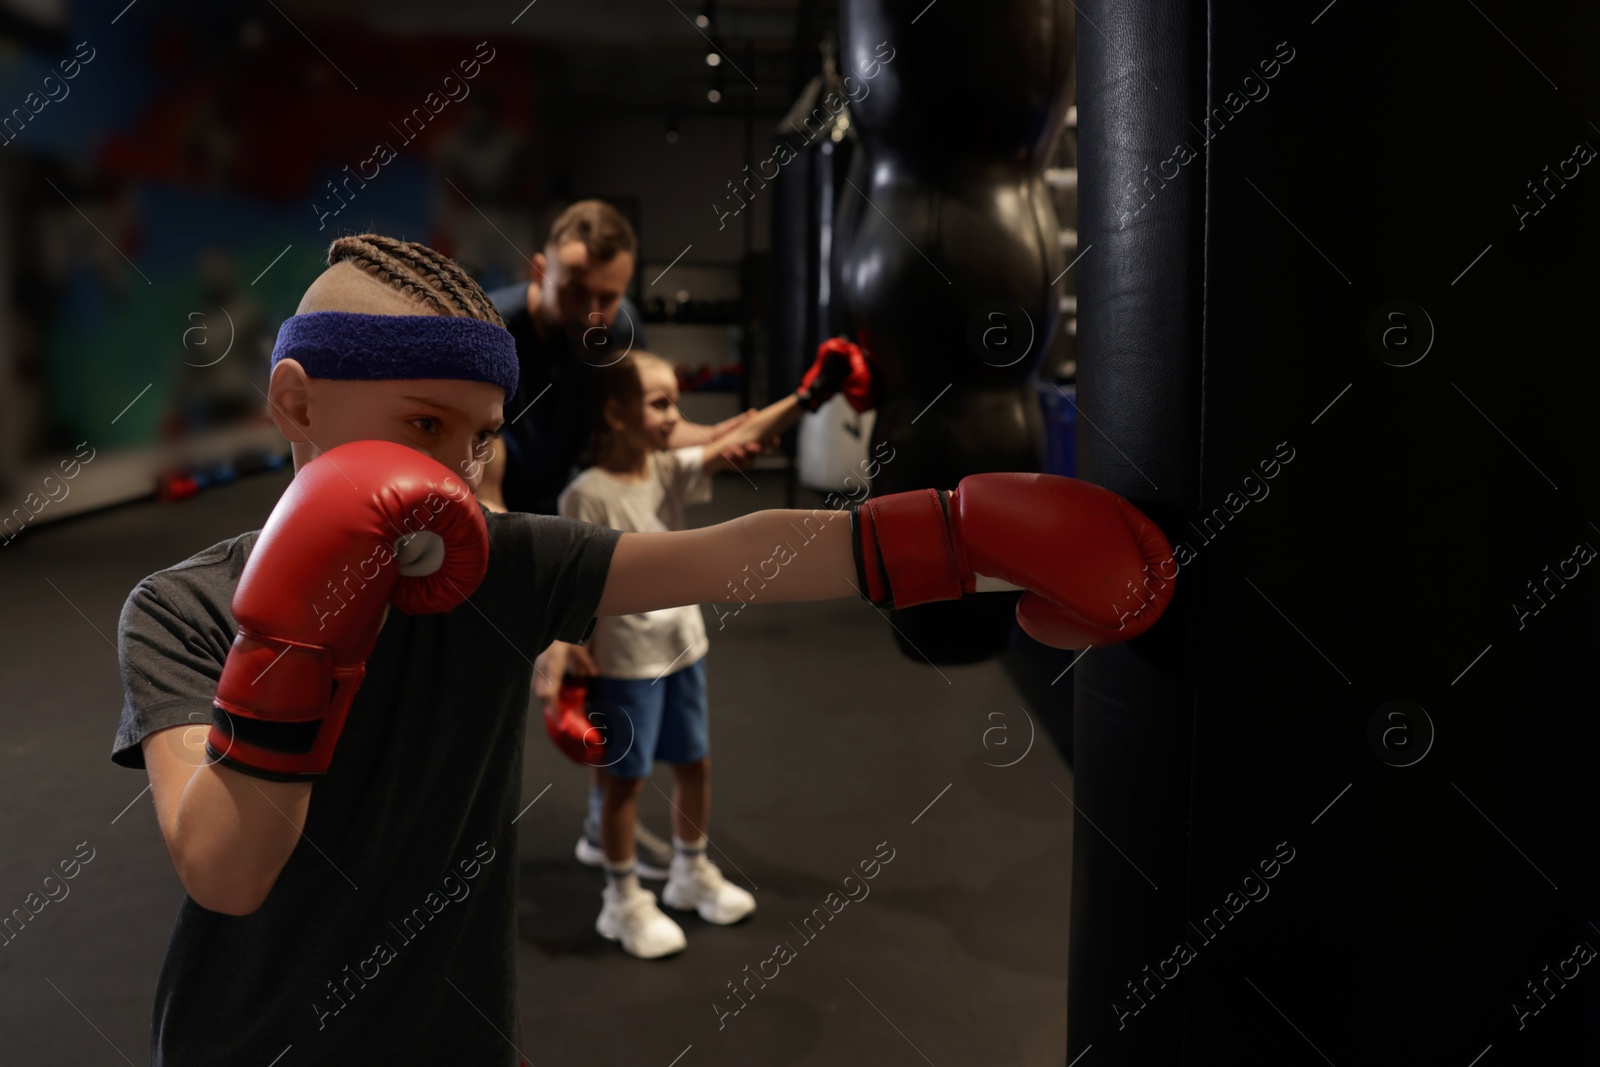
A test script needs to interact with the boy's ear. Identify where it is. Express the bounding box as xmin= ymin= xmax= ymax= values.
xmin=266 ymin=360 xmax=314 ymax=442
